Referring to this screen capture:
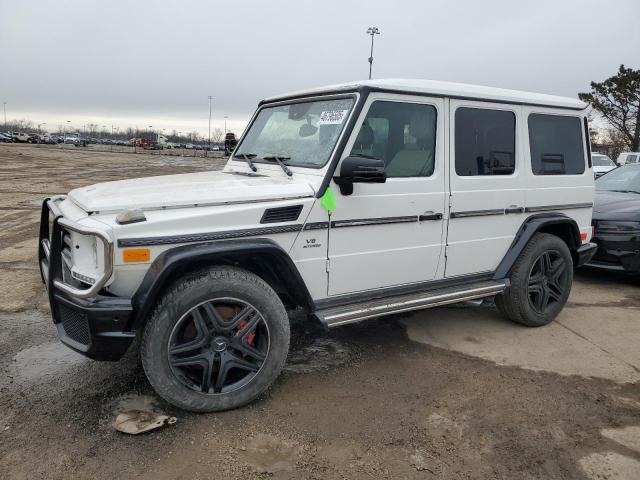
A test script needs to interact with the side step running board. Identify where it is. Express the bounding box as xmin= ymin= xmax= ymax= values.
xmin=316 ymin=280 xmax=508 ymax=328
